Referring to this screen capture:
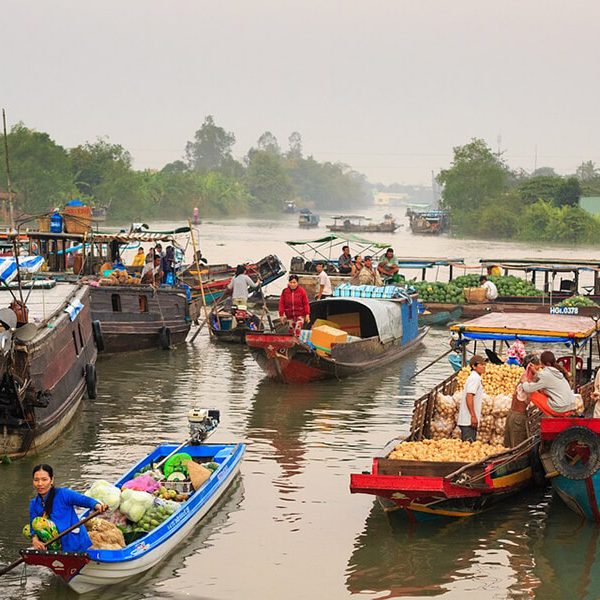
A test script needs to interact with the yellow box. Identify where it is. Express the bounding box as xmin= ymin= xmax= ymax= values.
xmin=328 ymin=312 xmax=361 ymax=336
xmin=311 ymin=325 xmax=348 ymax=357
